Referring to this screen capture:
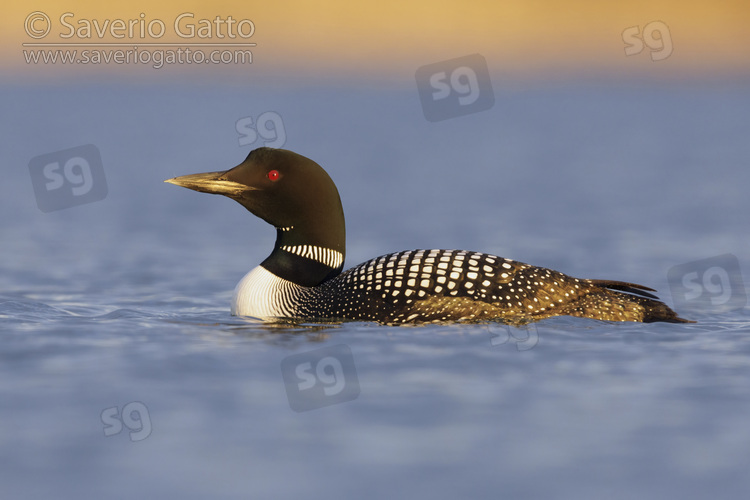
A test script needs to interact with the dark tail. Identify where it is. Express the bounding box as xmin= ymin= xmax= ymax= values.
xmin=567 ymin=280 xmax=694 ymax=323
